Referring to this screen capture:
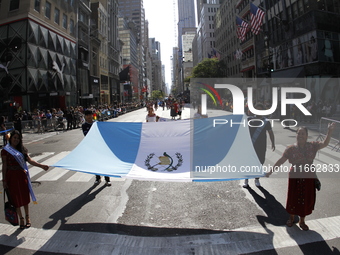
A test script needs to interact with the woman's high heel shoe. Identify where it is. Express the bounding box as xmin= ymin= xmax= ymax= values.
xmin=19 ymin=217 xmax=25 ymax=229
xmin=25 ymin=215 xmax=31 ymax=228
